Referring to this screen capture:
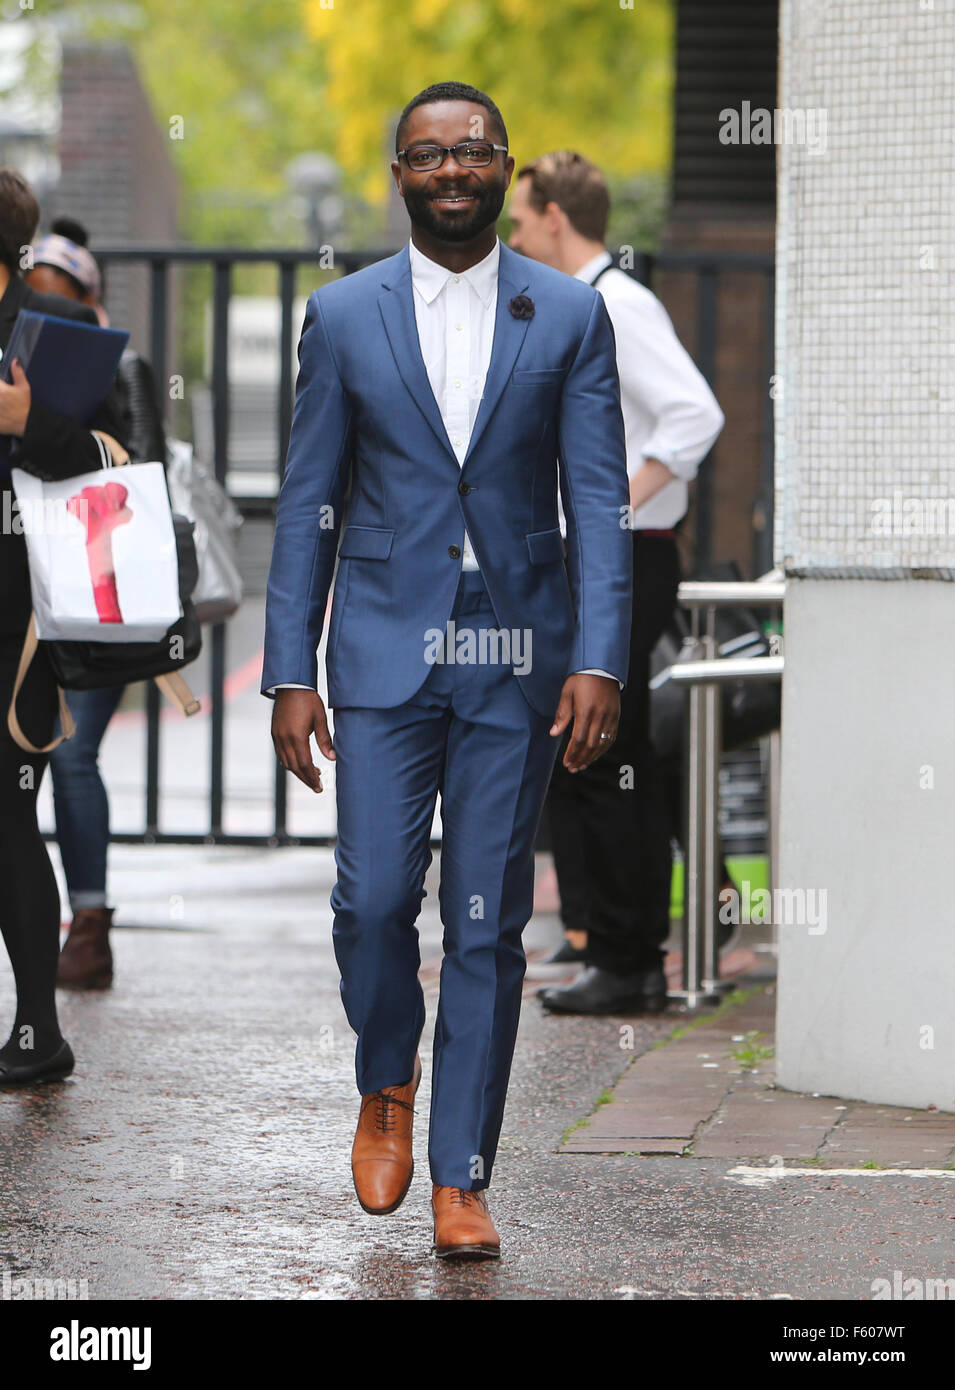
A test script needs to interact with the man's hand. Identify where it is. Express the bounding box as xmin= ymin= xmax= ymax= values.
xmin=628 ymin=456 xmax=676 ymax=513
xmin=550 ymin=673 xmax=620 ymax=772
xmin=271 ymin=688 xmax=335 ymax=793
xmin=0 ymin=359 xmax=31 ymax=437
